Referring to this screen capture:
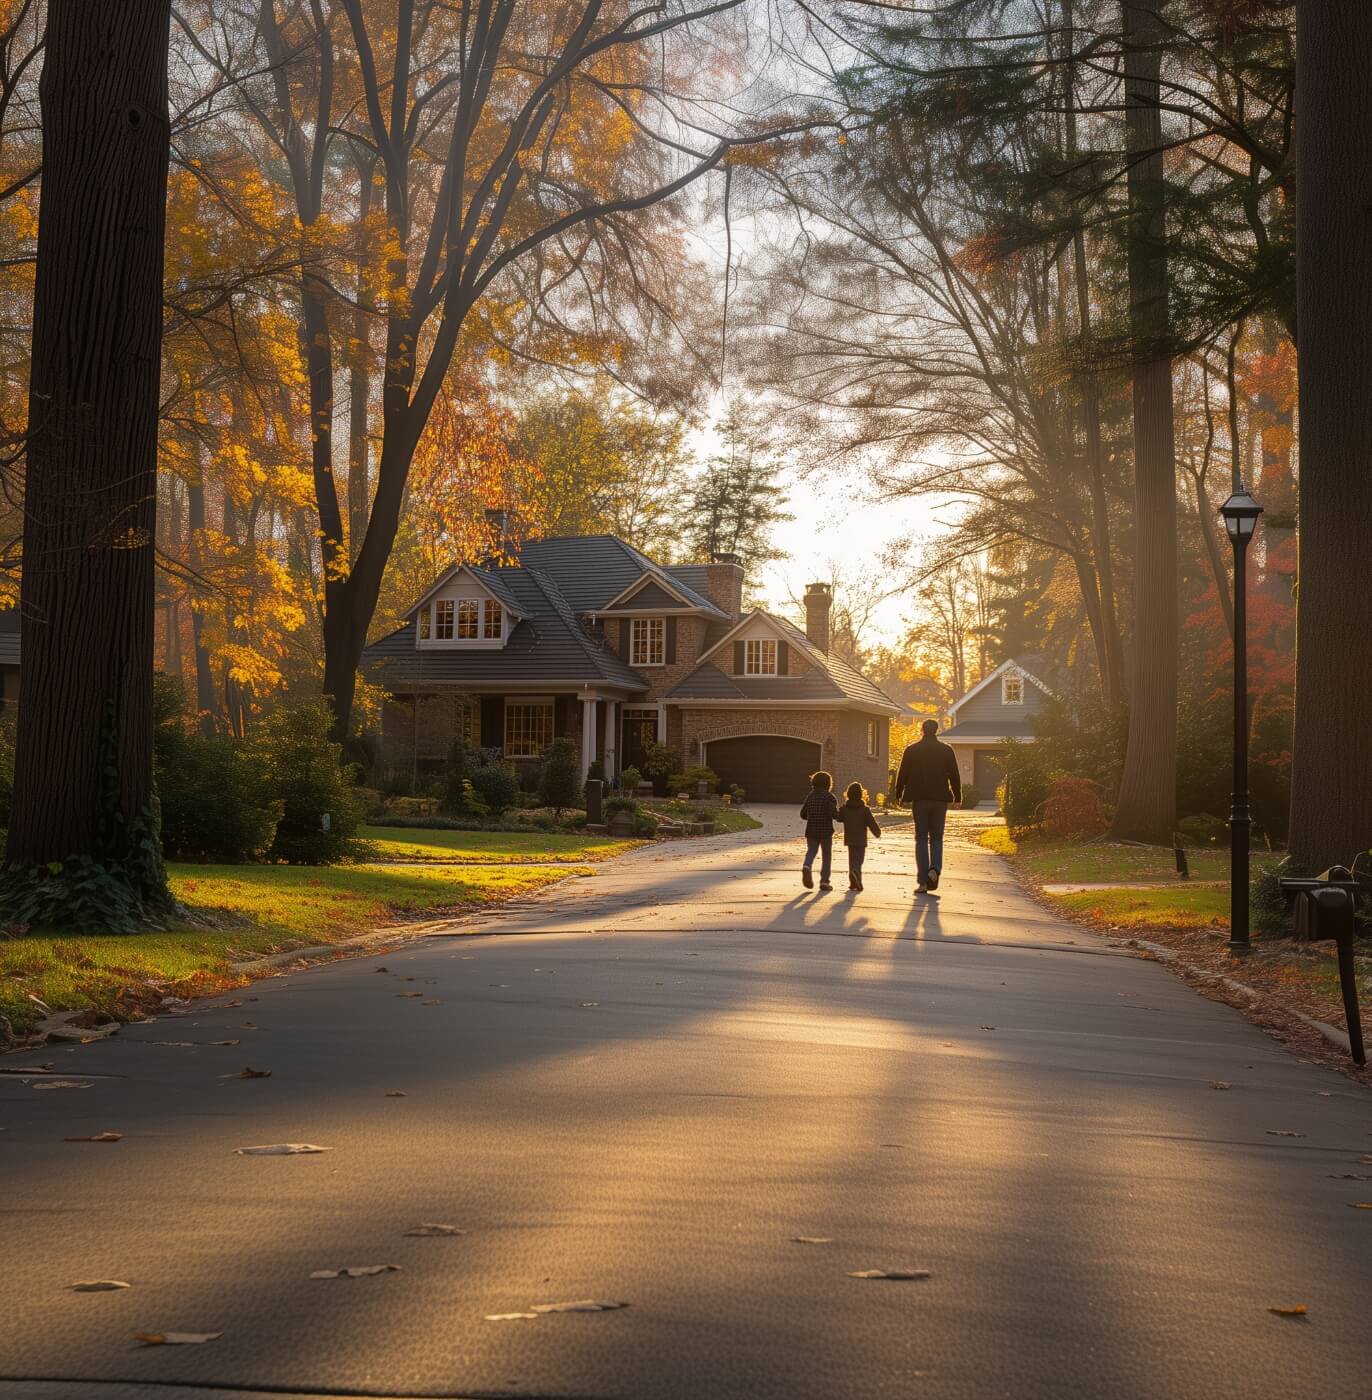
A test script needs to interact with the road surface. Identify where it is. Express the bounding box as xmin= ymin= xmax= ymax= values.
xmin=2 ymin=808 xmax=1370 ymax=1399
